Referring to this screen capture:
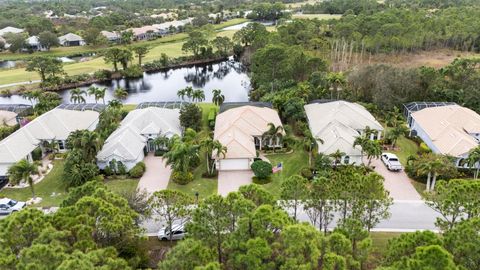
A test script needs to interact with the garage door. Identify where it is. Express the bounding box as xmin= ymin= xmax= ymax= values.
xmin=218 ymin=159 xmax=250 ymax=171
